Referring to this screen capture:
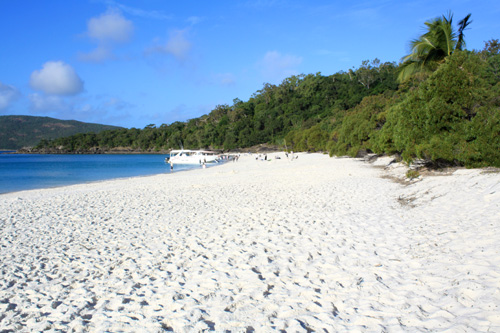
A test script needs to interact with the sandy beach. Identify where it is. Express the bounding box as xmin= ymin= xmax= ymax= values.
xmin=1 ymin=153 xmax=499 ymax=332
